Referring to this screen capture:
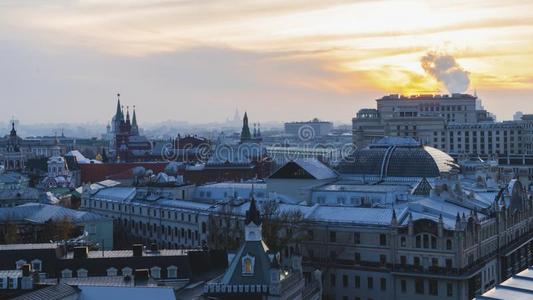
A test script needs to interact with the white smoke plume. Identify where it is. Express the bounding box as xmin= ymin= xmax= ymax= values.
xmin=421 ymin=52 xmax=470 ymax=94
